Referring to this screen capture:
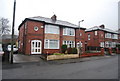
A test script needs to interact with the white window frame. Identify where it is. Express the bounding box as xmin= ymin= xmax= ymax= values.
xmin=95 ymin=31 xmax=97 ymax=35
xmin=77 ymin=41 xmax=83 ymax=48
xmin=112 ymin=34 xmax=118 ymax=39
xmin=100 ymin=42 xmax=104 ymax=47
xmin=63 ymin=28 xmax=75 ymax=36
xmin=44 ymin=39 xmax=59 ymax=49
xmin=31 ymin=40 xmax=42 ymax=54
xmin=88 ymin=34 xmax=90 ymax=40
xmin=45 ymin=25 xmax=59 ymax=34
xmin=105 ymin=33 xmax=111 ymax=38
xmin=105 ymin=41 xmax=109 ymax=48
xmin=112 ymin=42 xmax=116 ymax=48
xmin=80 ymin=33 xmax=82 ymax=36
